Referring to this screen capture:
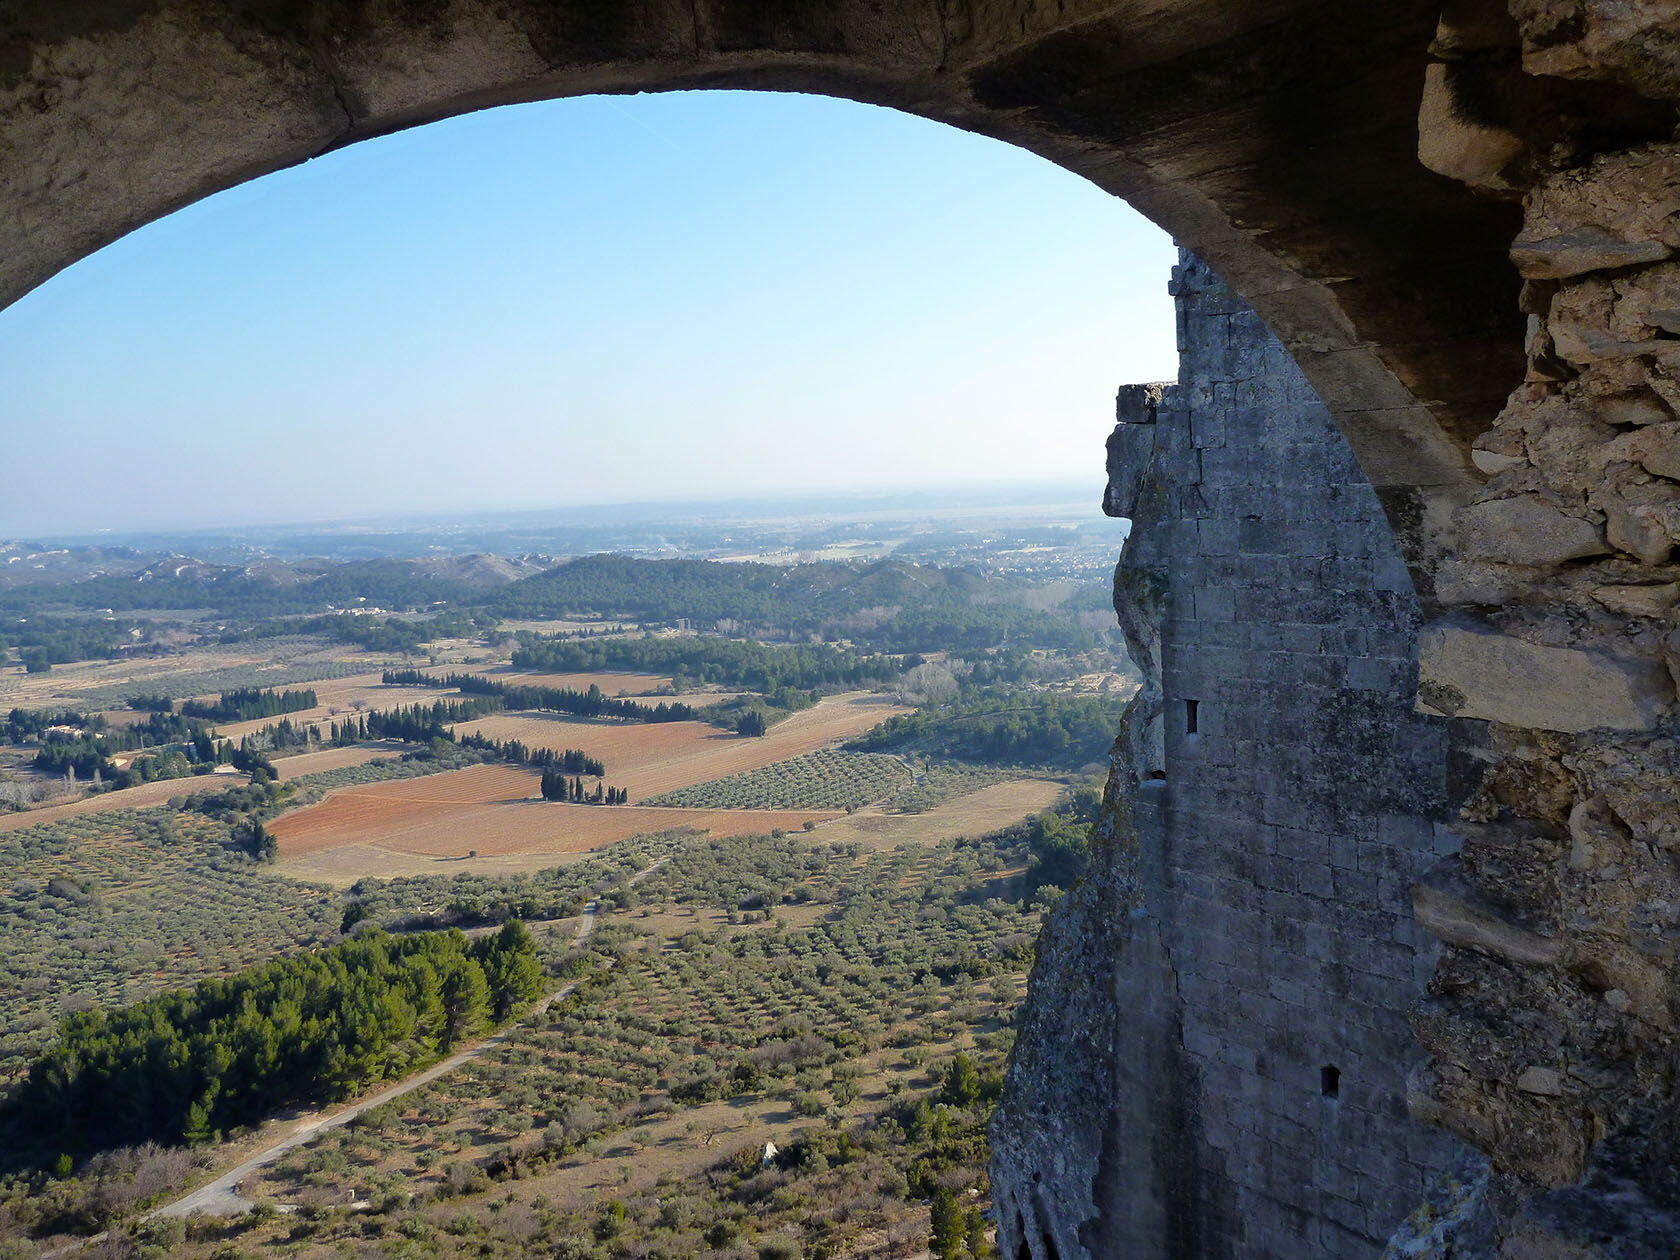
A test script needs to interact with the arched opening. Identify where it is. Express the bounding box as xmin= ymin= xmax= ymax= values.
xmin=6 ymin=3 xmax=1678 ymax=1257
xmin=0 ymin=90 xmax=1176 ymax=534
xmin=0 ymin=81 xmax=1461 ymax=1257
